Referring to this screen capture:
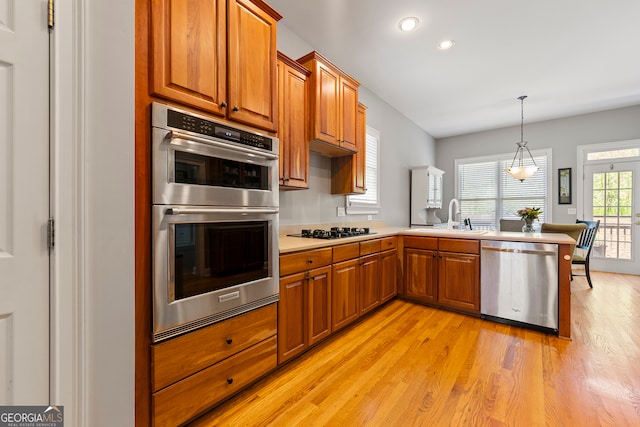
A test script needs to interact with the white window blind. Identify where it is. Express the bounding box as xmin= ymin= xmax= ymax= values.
xmin=456 ymin=150 xmax=551 ymax=230
xmin=347 ymin=126 xmax=380 ymax=213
